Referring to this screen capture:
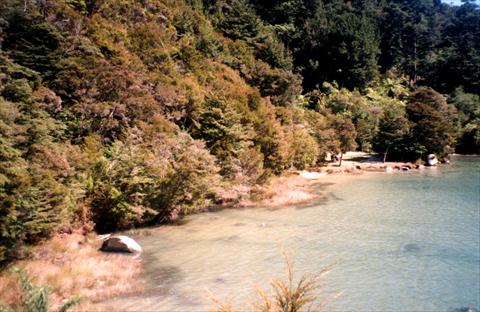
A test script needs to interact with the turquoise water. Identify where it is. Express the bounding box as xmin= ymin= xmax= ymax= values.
xmin=103 ymin=157 xmax=480 ymax=311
